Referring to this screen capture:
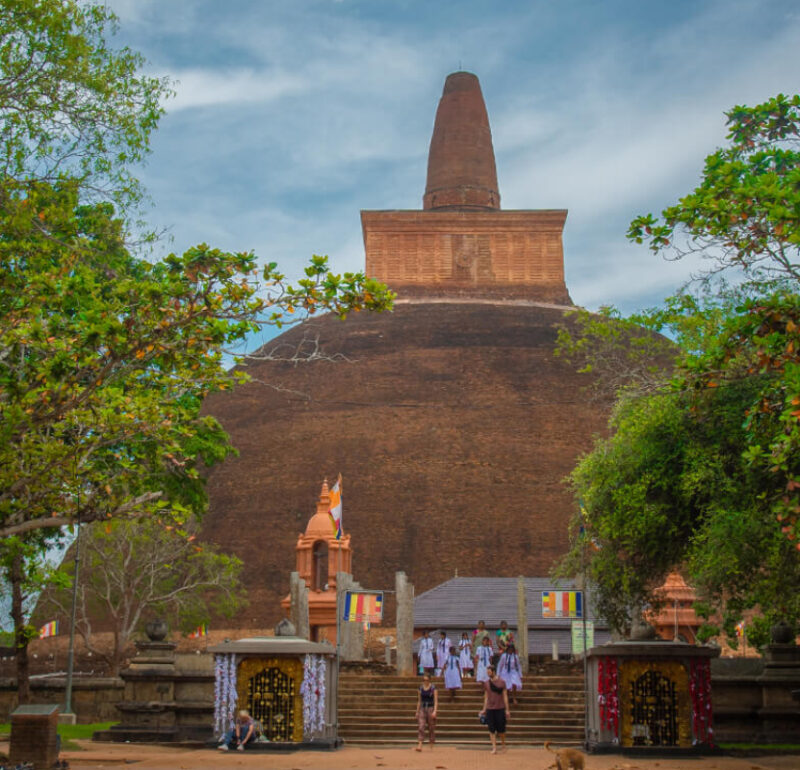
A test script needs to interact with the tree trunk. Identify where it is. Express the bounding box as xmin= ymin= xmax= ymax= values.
xmin=11 ymin=552 xmax=31 ymax=704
